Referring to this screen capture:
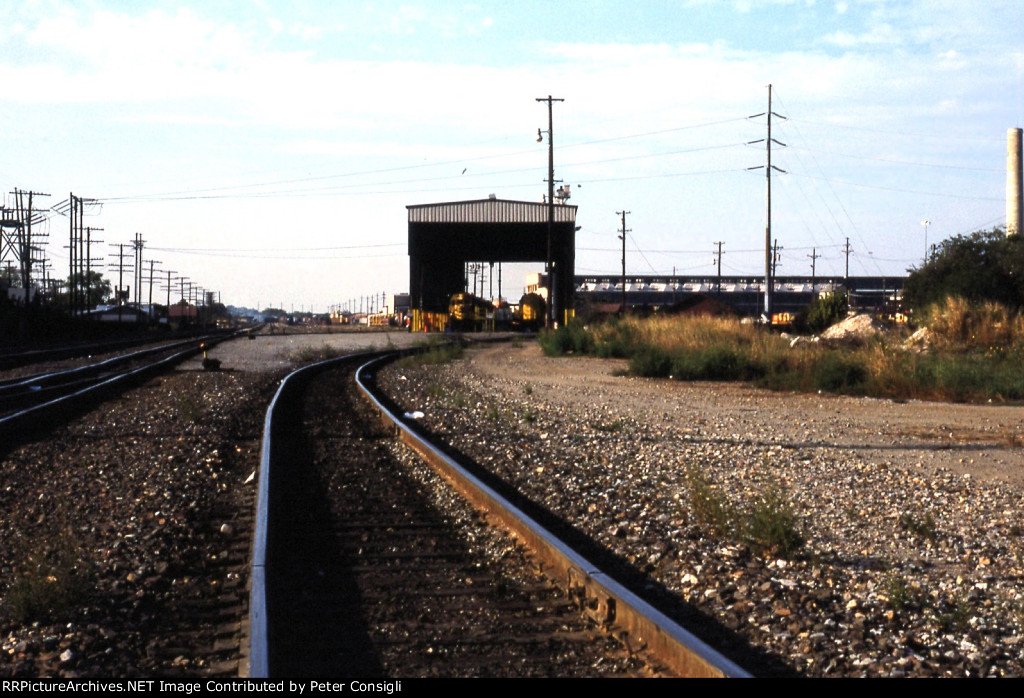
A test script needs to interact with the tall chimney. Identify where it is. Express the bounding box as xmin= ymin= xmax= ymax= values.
xmin=1009 ymin=127 xmax=1022 ymax=236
